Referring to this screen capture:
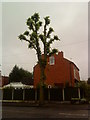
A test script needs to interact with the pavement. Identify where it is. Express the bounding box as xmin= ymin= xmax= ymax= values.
xmin=1 ymin=101 xmax=90 ymax=120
